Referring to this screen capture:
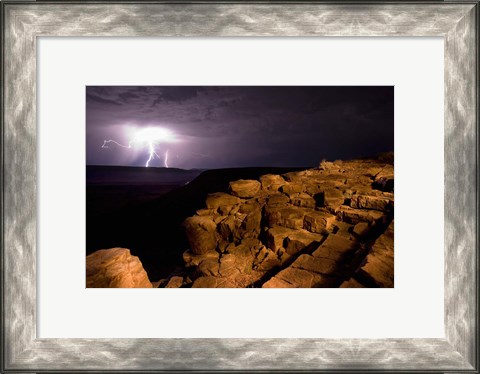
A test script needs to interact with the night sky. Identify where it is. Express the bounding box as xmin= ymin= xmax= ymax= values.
xmin=86 ymin=86 xmax=393 ymax=169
